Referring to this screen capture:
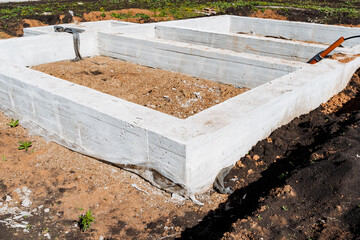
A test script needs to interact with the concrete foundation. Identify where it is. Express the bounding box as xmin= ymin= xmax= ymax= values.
xmin=1 ymin=16 xmax=360 ymax=195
